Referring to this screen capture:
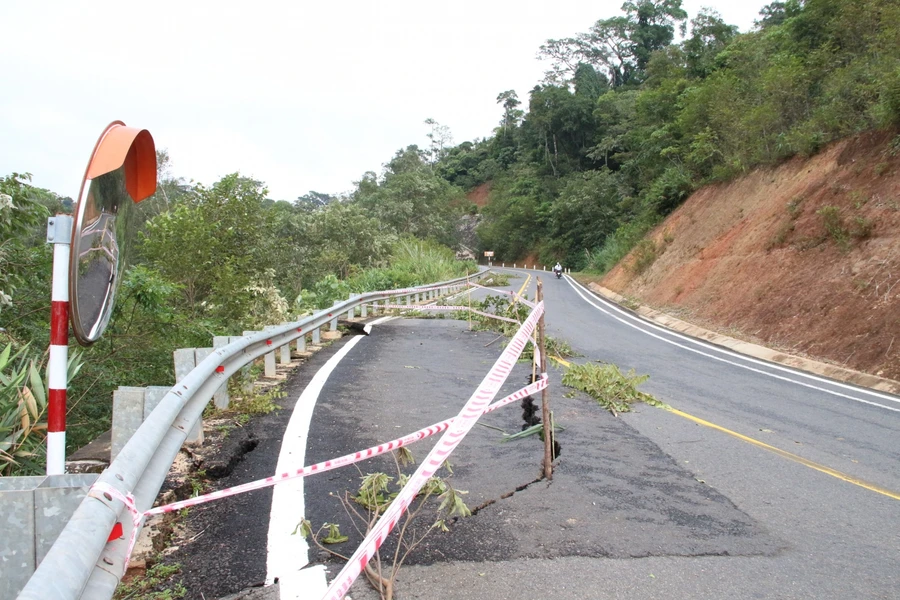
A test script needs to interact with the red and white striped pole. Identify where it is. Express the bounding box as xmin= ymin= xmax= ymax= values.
xmin=46 ymin=214 xmax=73 ymax=475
